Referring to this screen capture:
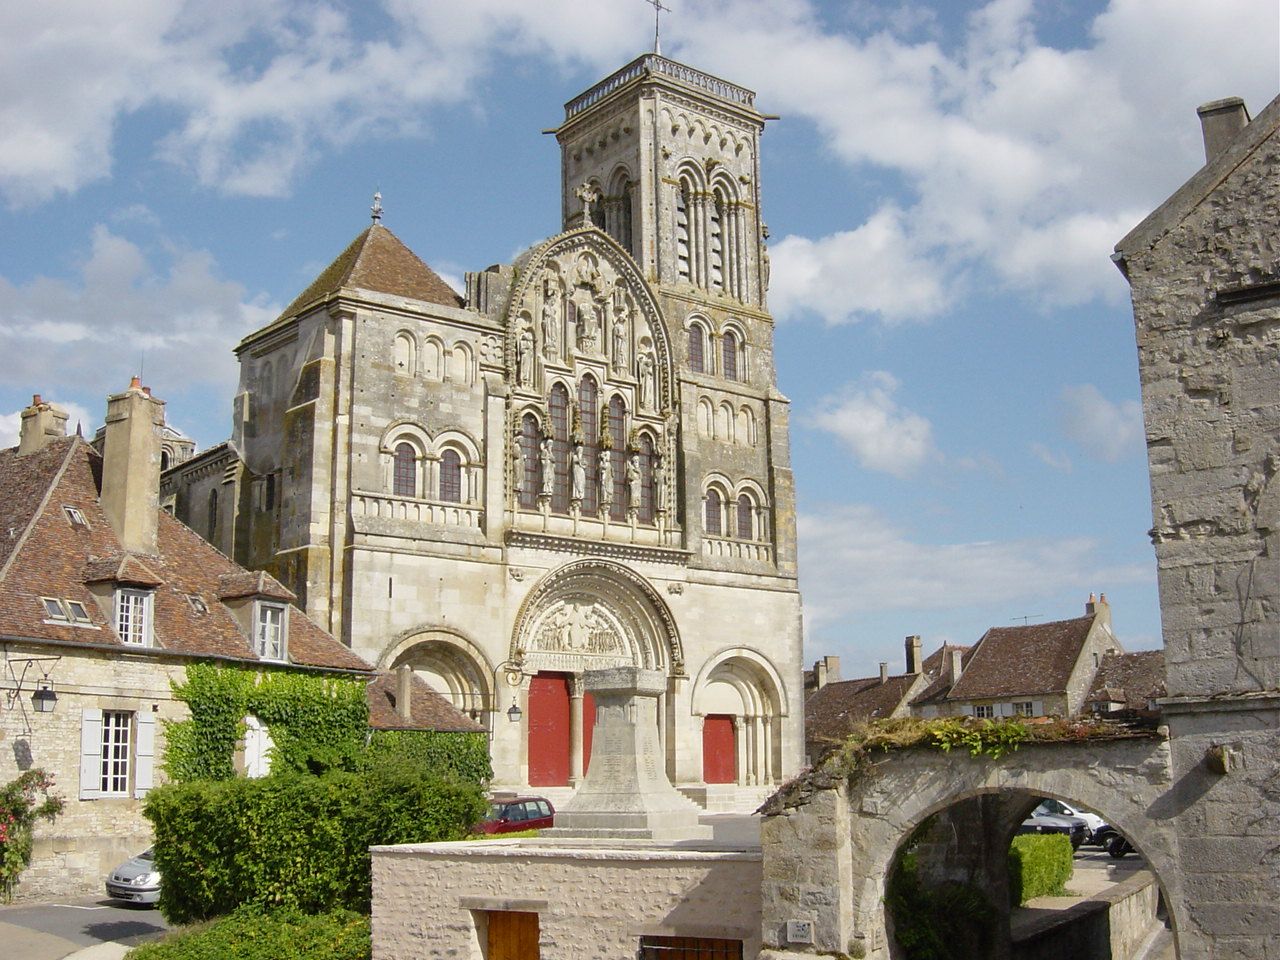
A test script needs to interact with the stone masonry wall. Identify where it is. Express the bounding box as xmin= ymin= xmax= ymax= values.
xmin=372 ymin=840 xmax=761 ymax=960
